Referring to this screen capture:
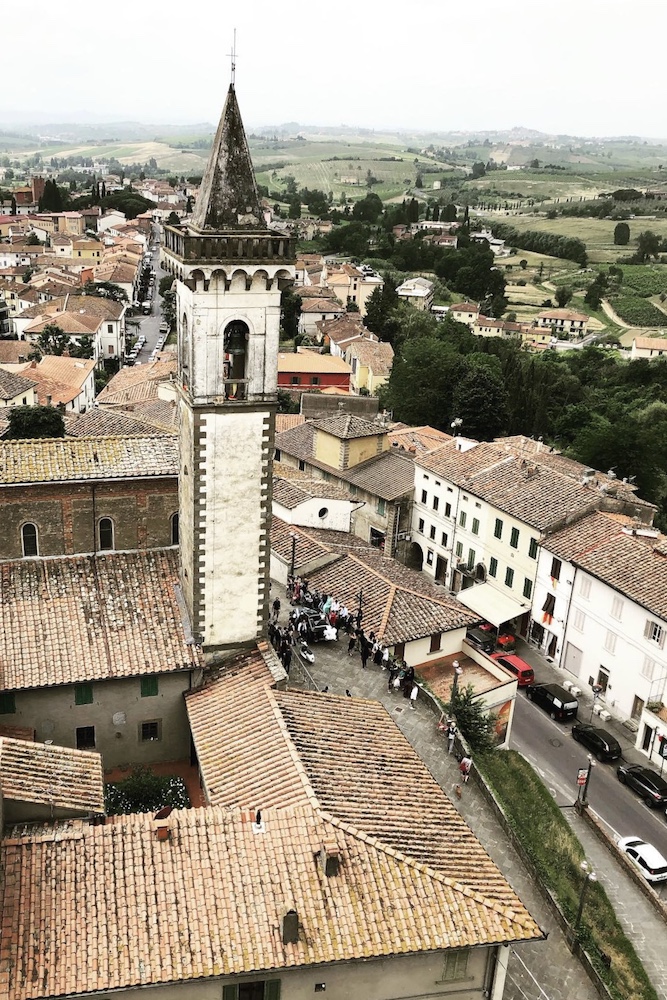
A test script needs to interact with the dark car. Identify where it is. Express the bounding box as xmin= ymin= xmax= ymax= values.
xmin=617 ymin=764 xmax=667 ymax=808
xmin=572 ymin=723 xmax=622 ymax=762
xmin=525 ymin=682 xmax=579 ymax=721
xmin=465 ymin=627 xmax=495 ymax=654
